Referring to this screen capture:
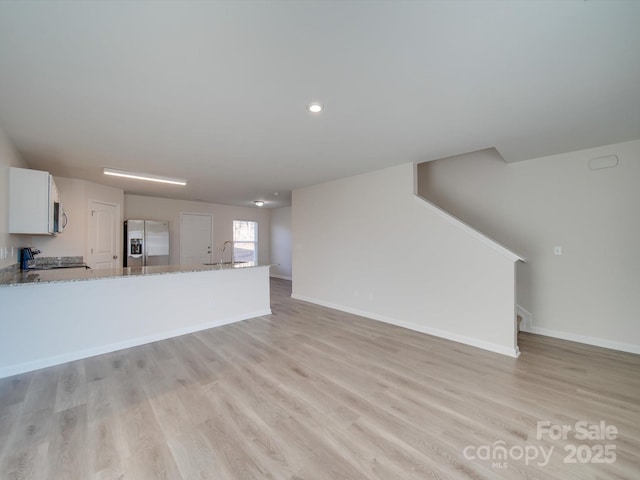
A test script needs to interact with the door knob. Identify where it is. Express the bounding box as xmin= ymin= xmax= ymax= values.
xmin=113 ymin=255 xmax=118 ymax=260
